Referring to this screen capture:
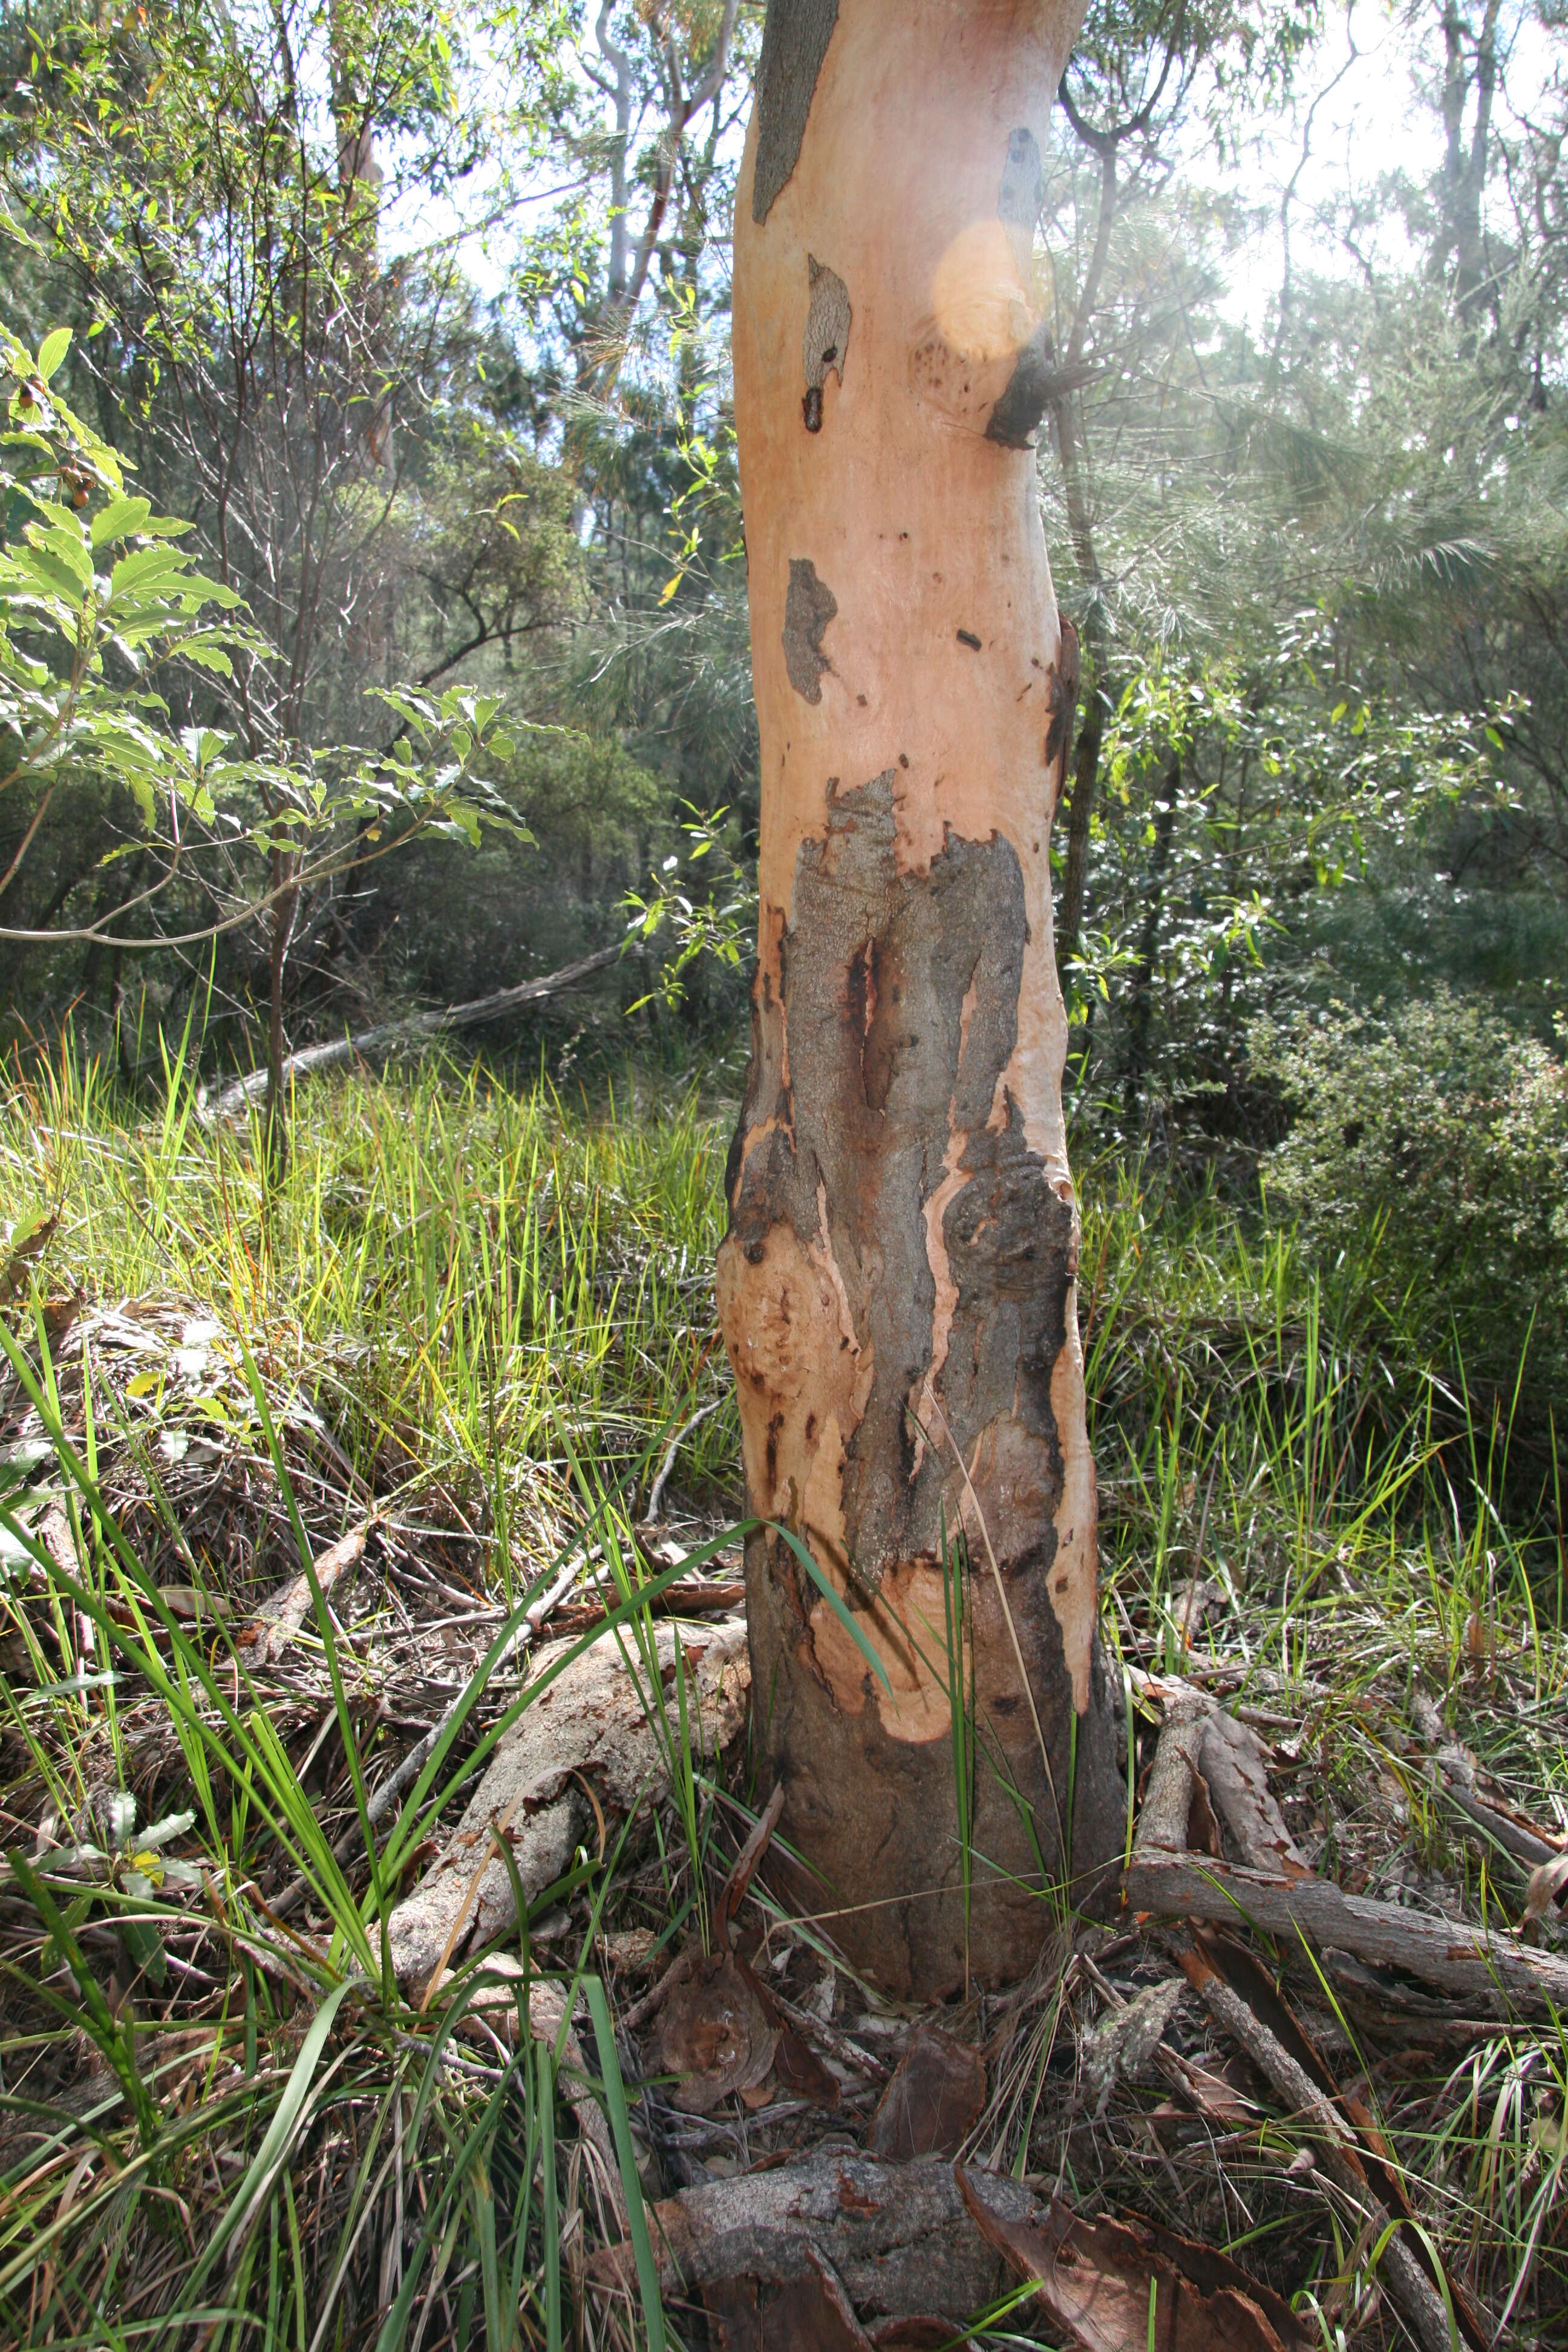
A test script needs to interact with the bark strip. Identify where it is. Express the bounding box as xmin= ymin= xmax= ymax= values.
xmin=752 ymin=0 xmax=841 ymax=223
